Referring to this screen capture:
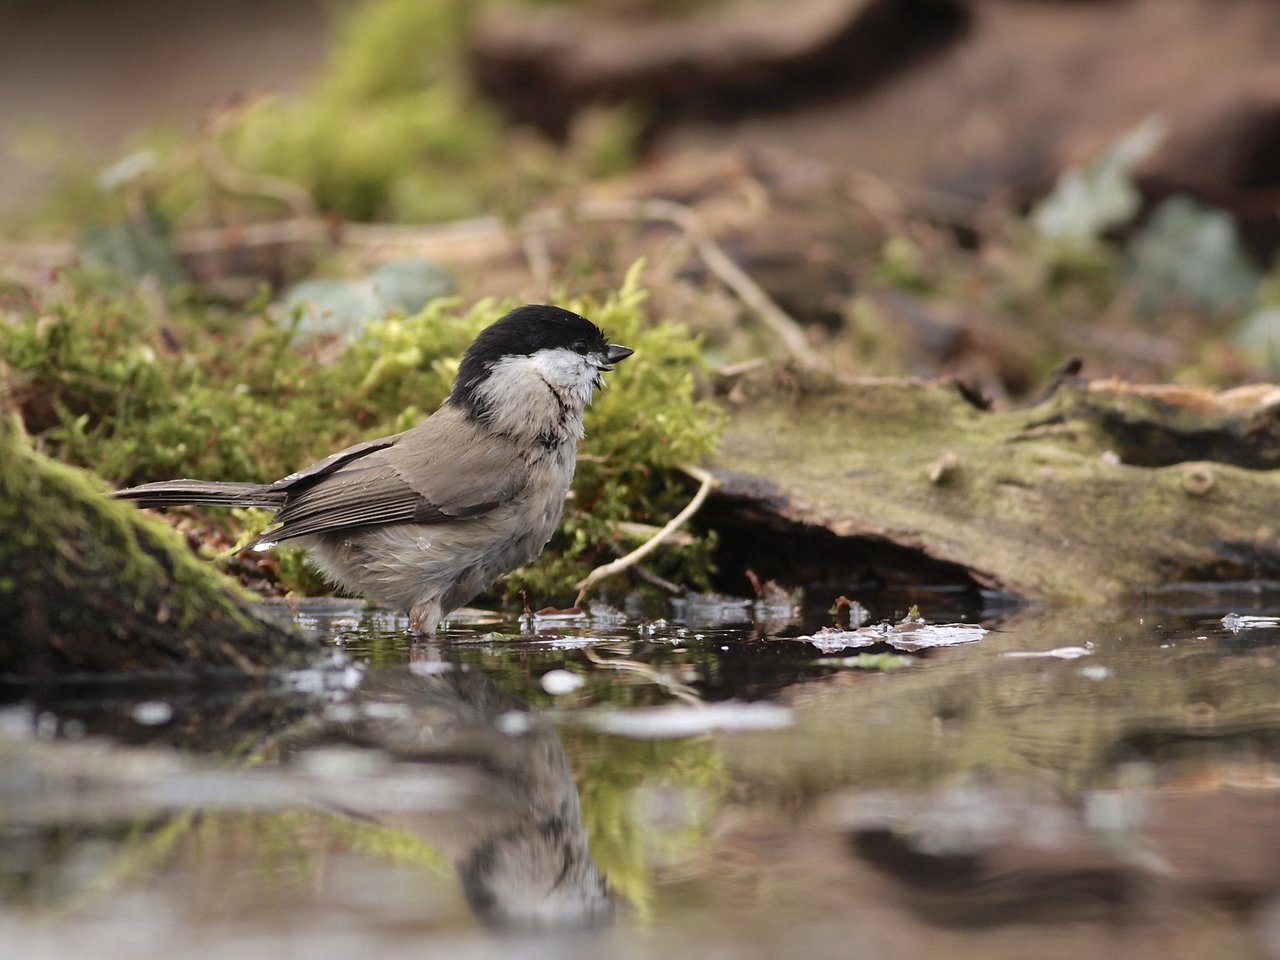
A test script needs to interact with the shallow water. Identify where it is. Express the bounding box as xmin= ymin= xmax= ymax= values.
xmin=4 ymin=589 xmax=1280 ymax=960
